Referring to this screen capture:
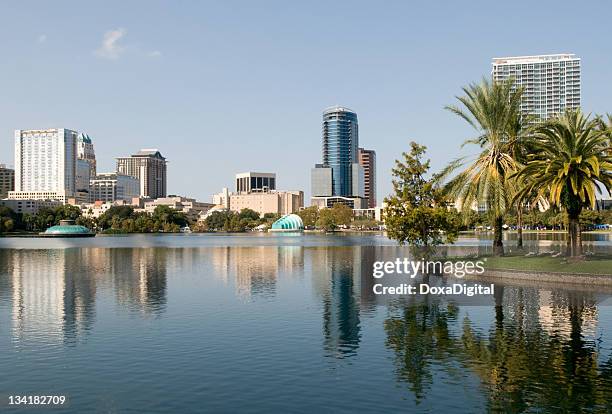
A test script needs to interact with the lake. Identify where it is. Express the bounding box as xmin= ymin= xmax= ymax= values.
xmin=0 ymin=234 xmax=611 ymax=413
